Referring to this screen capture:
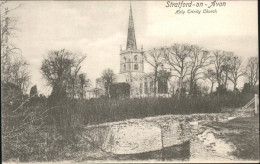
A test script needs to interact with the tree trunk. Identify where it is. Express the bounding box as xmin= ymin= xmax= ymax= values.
xmin=108 ymin=84 xmax=111 ymax=98
xmin=189 ymin=76 xmax=194 ymax=96
xmin=233 ymin=82 xmax=237 ymax=91
xmin=210 ymin=82 xmax=214 ymax=94
xmin=178 ymin=76 xmax=183 ymax=99
xmin=81 ymin=83 xmax=84 ymax=99
xmin=72 ymin=80 xmax=75 ymax=99
xmin=217 ymin=74 xmax=221 ymax=96
xmin=224 ymin=71 xmax=228 ymax=88
xmin=154 ymin=67 xmax=158 ymax=97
